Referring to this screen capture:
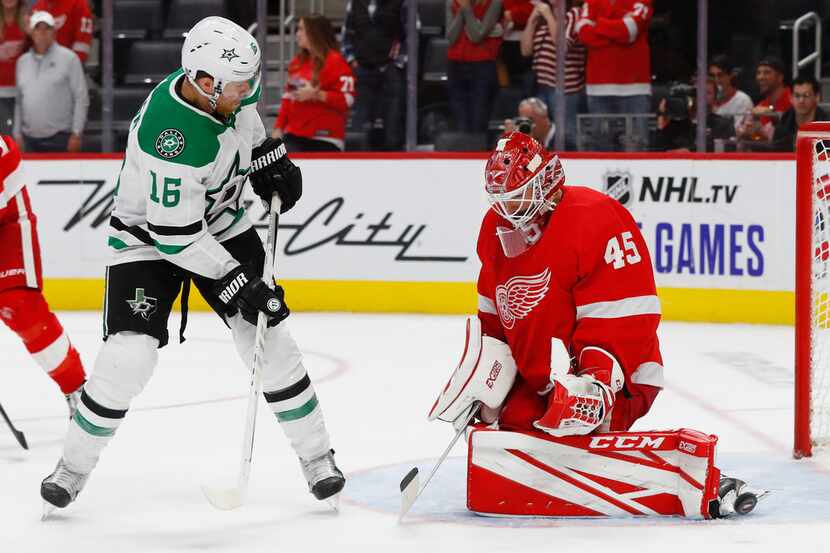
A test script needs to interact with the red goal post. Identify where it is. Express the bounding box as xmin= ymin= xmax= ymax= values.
xmin=795 ymin=122 xmax=830 ymax=458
